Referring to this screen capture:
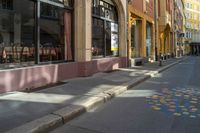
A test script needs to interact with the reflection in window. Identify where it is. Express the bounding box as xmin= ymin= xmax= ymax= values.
xmin=0 ymin=0 xmax=13 ymax=10
xmin=64 ymin=0 xmax=73 ymax=7
xmin=41 ymin=2 xmax=59 ymax=18
xmin=40 ymin=2 xmax=73 ymax=62
xmin=92 ymin=18 xmax=104 ymax=57
xmin=40 ymin=2 xmax=64 ymax=62
xmin=0 ymin=0 xmax=35 ymax=67
xmin=0 ymin=0 xmax=74 ymax=69
xmin=92 ymin=0 xmax=118 ymax=58
xmin=93 ymin=0 xmax=117 ymax=21
xmin=50 ymin=0 xmax=63 ymax=3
